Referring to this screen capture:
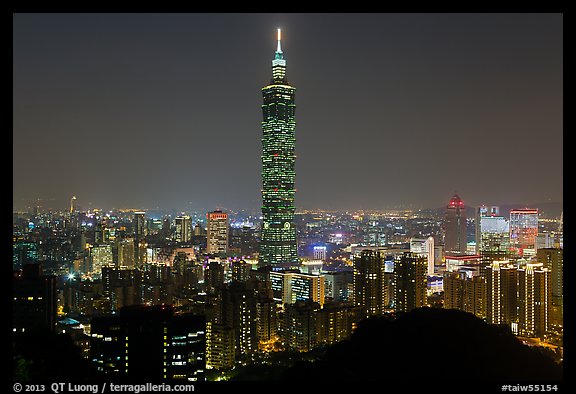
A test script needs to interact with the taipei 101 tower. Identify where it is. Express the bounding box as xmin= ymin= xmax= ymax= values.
xmin=259 ymin=29 xmax=299 ymax=270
